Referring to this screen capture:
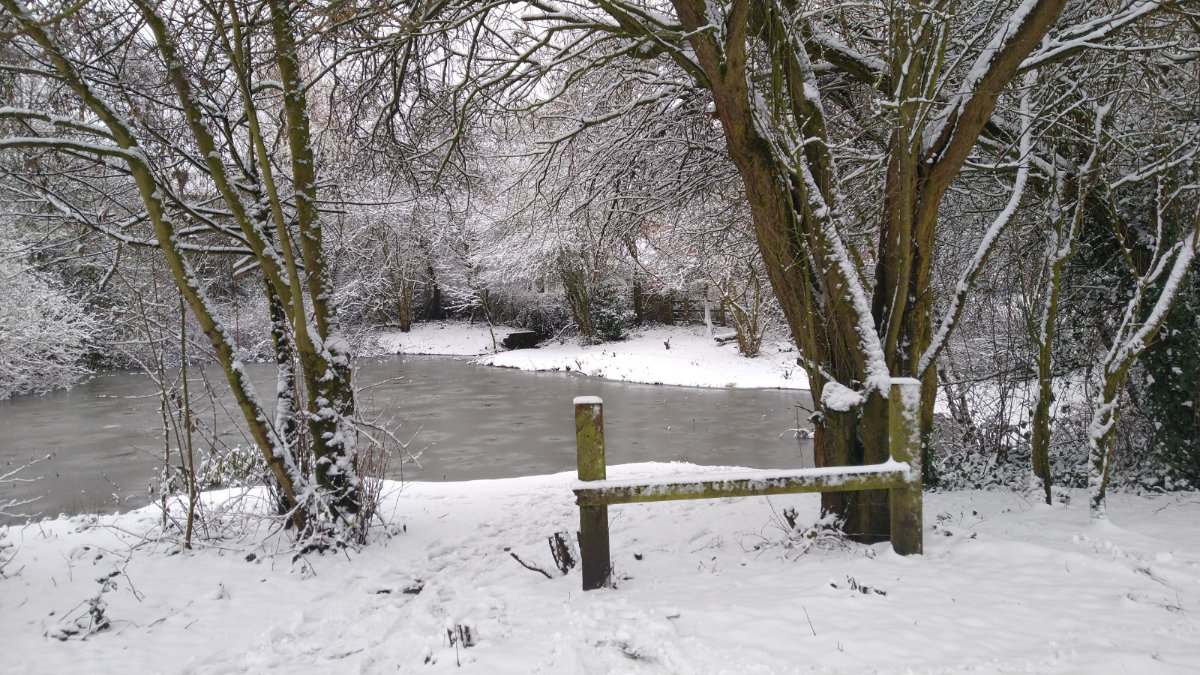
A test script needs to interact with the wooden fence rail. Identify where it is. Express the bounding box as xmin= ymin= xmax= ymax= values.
xmin=571 ymin=378 xmax=924 ymax=591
